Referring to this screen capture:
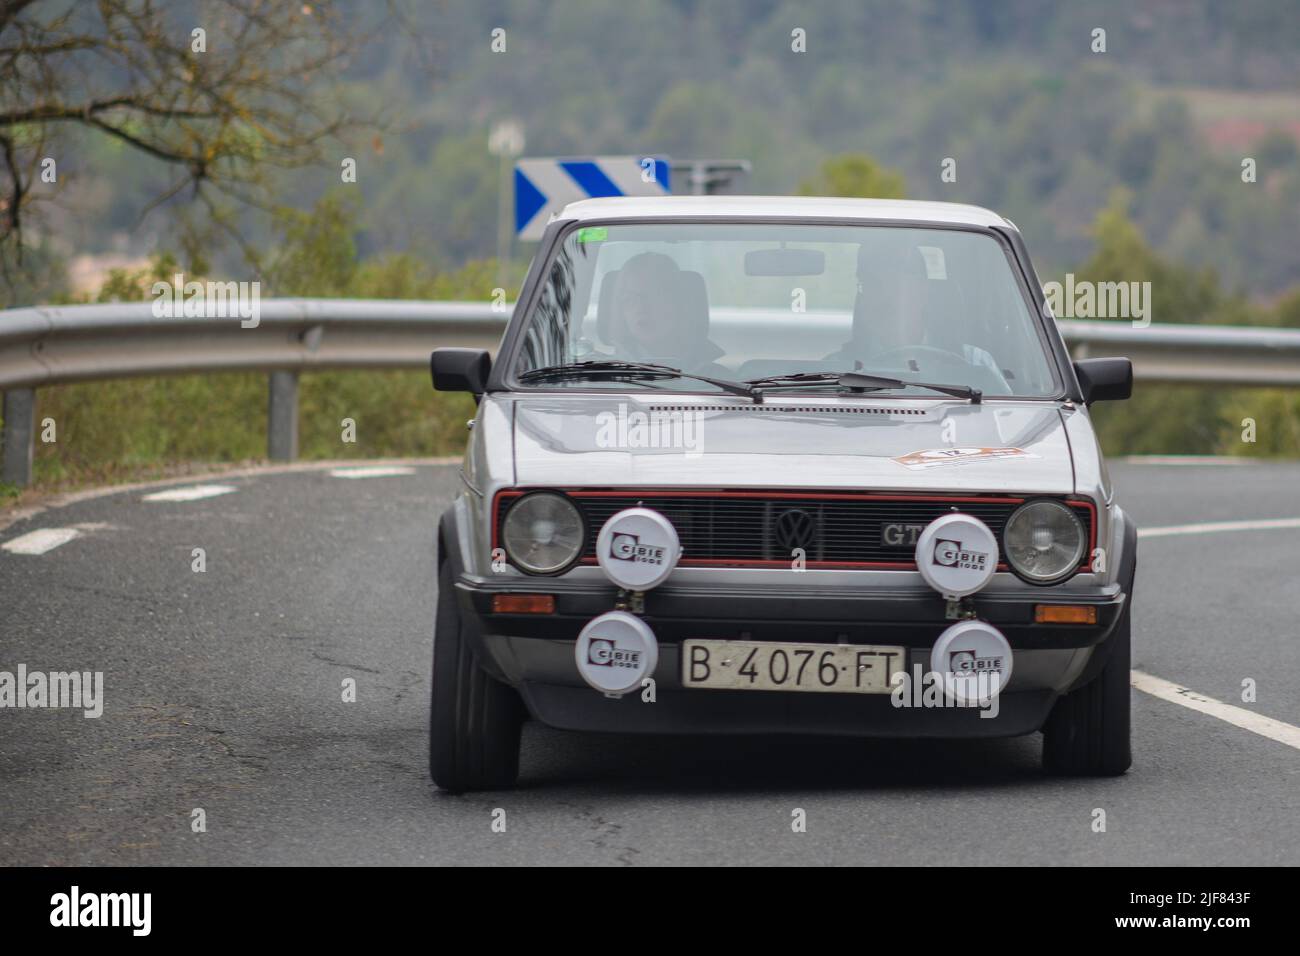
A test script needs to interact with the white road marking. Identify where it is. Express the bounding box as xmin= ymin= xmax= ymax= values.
xmin=0 ymin=458 xmax=452 ymax=535
xmin=1123 ymin=455 xmax=1252 ymax=466
xmin=328 ymin=466 xmax=417 ymax=479
xmin=2 ymin=527 xmax=82 ymax=555
xmin=1139 ymin=517 xmax=1300 ymax=539
xmin=1131 ymin=670 xmax=1300 ymax=751
xmin=141 ymin=484 xmax=237 ymax=502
